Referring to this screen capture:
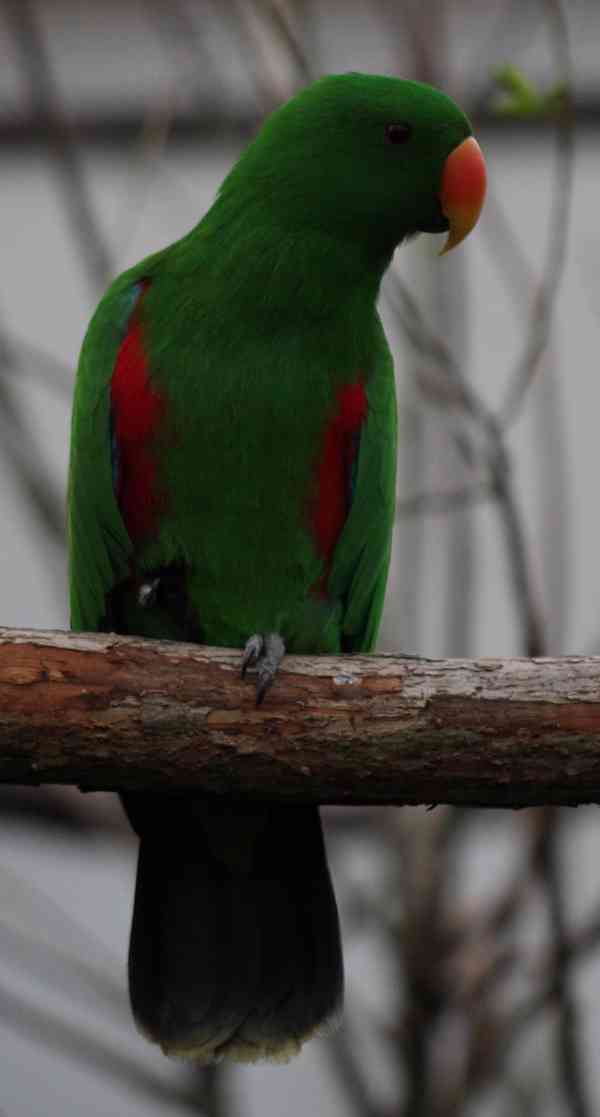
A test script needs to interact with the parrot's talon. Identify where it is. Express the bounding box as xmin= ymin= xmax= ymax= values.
xmin=241 ymin=632 xmax=286 ymax=704
xmin=241 ymin=634 xmax=264 ymax=678
xmin=138 ymin=577 xmax=160 ymax=609
xmin=255 ymin=633 xmax=286 ymax=705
